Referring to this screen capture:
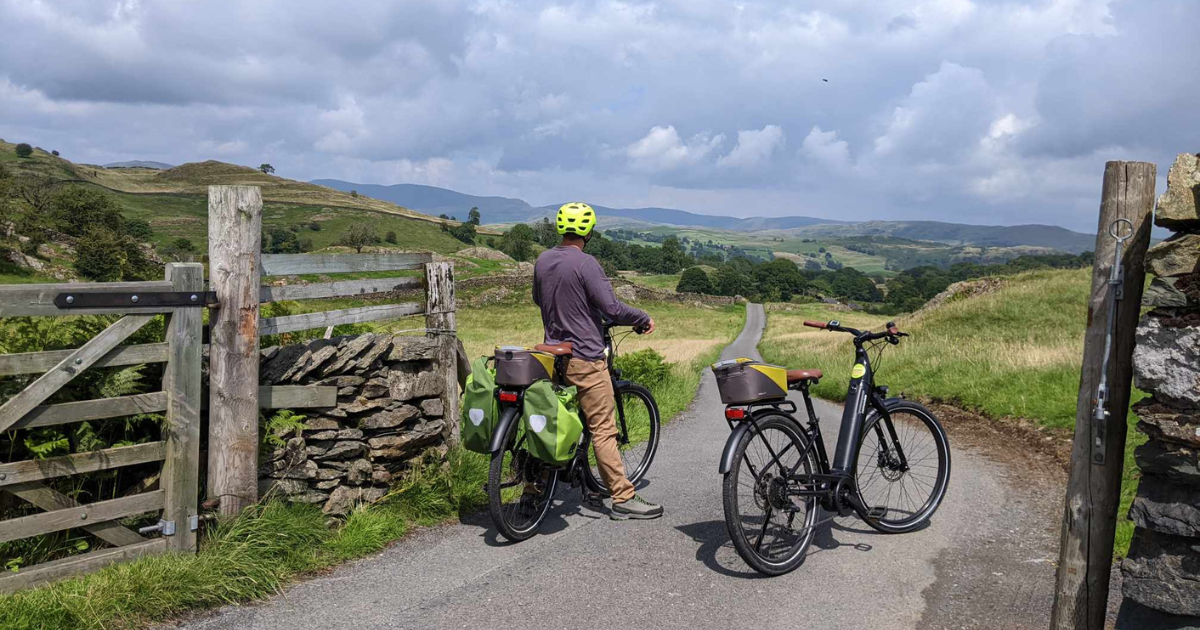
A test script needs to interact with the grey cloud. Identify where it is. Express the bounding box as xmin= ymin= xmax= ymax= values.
xmin=0 ymin=0 xmax=1193 ymax=231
